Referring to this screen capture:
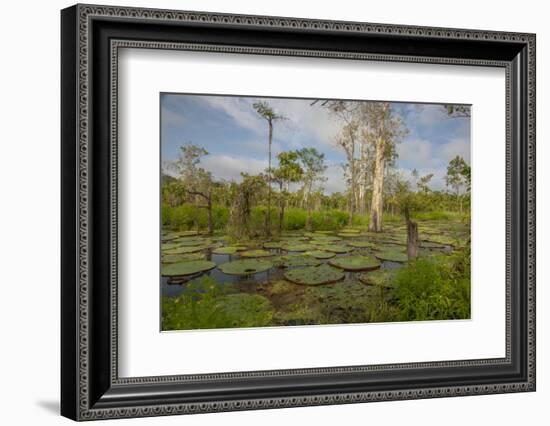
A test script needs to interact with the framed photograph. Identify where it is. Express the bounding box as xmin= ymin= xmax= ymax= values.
xmin=61 ymin=4 xmax=536 ymax=421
